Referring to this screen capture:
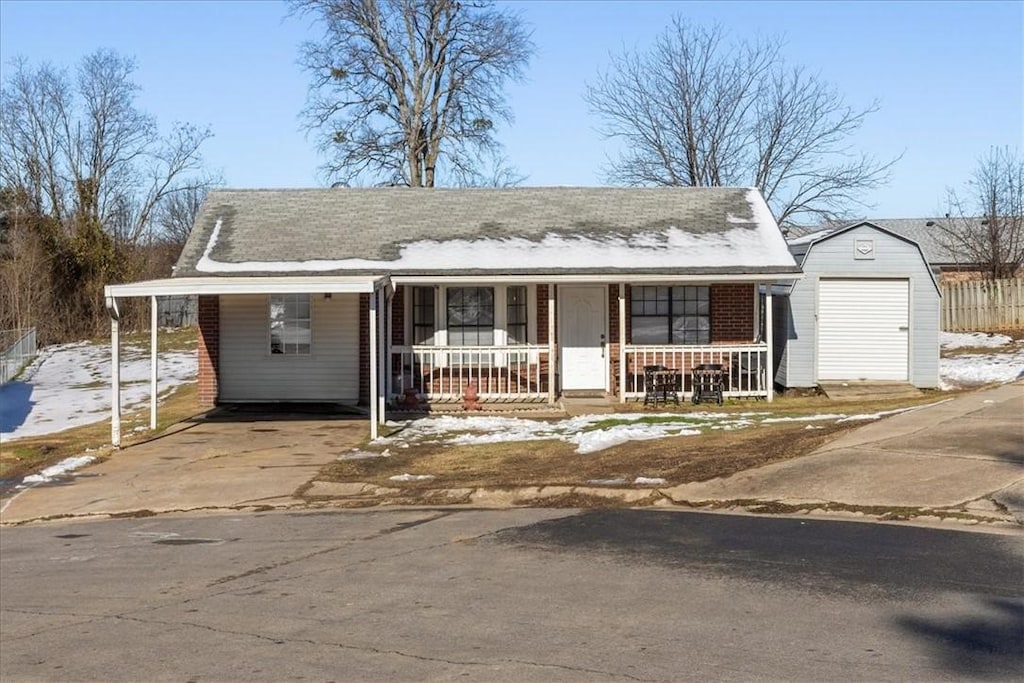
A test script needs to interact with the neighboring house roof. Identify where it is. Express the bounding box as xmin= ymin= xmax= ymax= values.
xmin=174 ymin=187 xmax=800 ymax=278
xmin=793 ymin=217 xmax=983 ymax=267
